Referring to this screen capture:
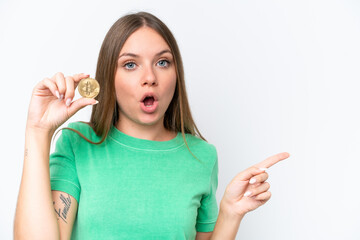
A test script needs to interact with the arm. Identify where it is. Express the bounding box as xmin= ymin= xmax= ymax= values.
xmin=52 ymin=191 xmax=78 ymax=239
xmin=195 ymin=202 xmax=243 ymax=240
xmin=14 ymin=72 xmax=95 ymax=239
xmin=209 ymin=202 xmax=244 ymax=240
xmin=14 ymin=128 xmax=60 ymax=239
xmin=14 ymin=128 xmax=79 ymax=240
xmin=195 ymin=231 xmax=213 ymax=240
